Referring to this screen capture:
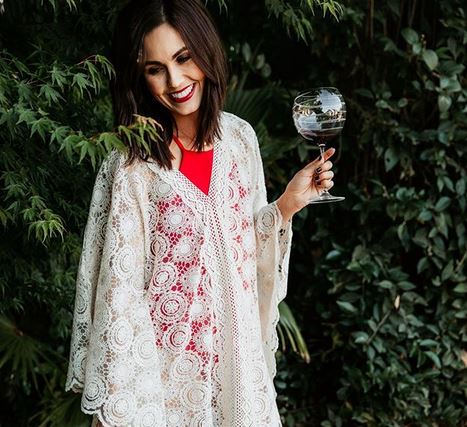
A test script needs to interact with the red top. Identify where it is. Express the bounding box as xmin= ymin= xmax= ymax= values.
xmin=173 ymin=135 xmax=214 ymax=195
